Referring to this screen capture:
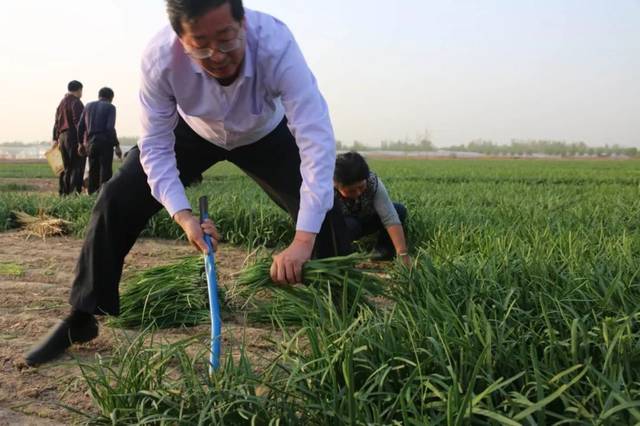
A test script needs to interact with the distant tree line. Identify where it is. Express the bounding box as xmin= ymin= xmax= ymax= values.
xmin=336 ymin=139 xmax=435 ymax=152
xmin=0 ymin=137 xmax=140 ymax=147
xmin=3 ymin=136 xmax=637 ymax=158
xmin=0 ymin=141 xmax=51 ymax=147
xmin=335 ymin=137 xmax=638 ymax=157
xmin=444 ymin=139 xmax=638 ymax=157
xmin=337 ymin=130 xmax=435 ymax=152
